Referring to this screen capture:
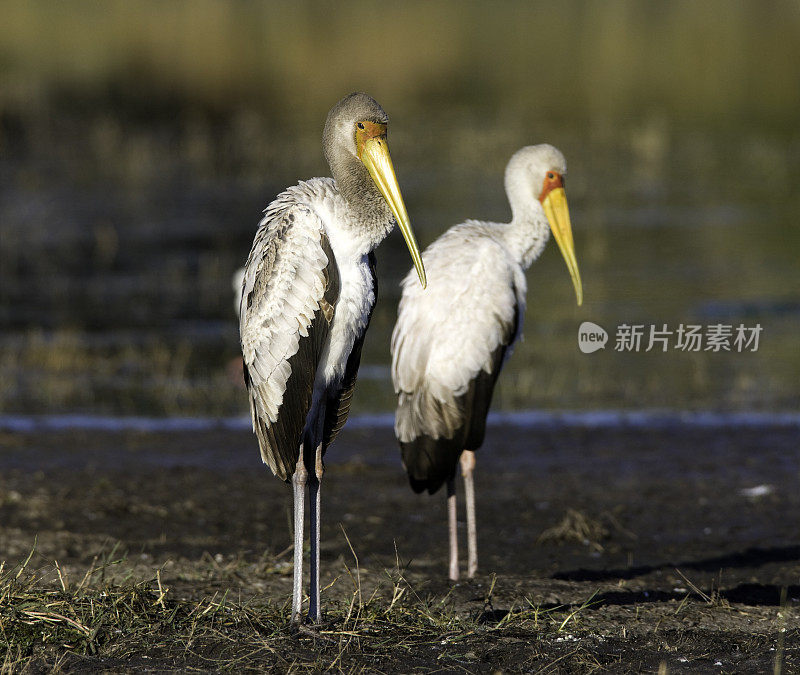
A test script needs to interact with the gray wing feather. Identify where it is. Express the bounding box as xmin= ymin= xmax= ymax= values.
xmin=240 ymin=199 xmax=339 ymax=481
